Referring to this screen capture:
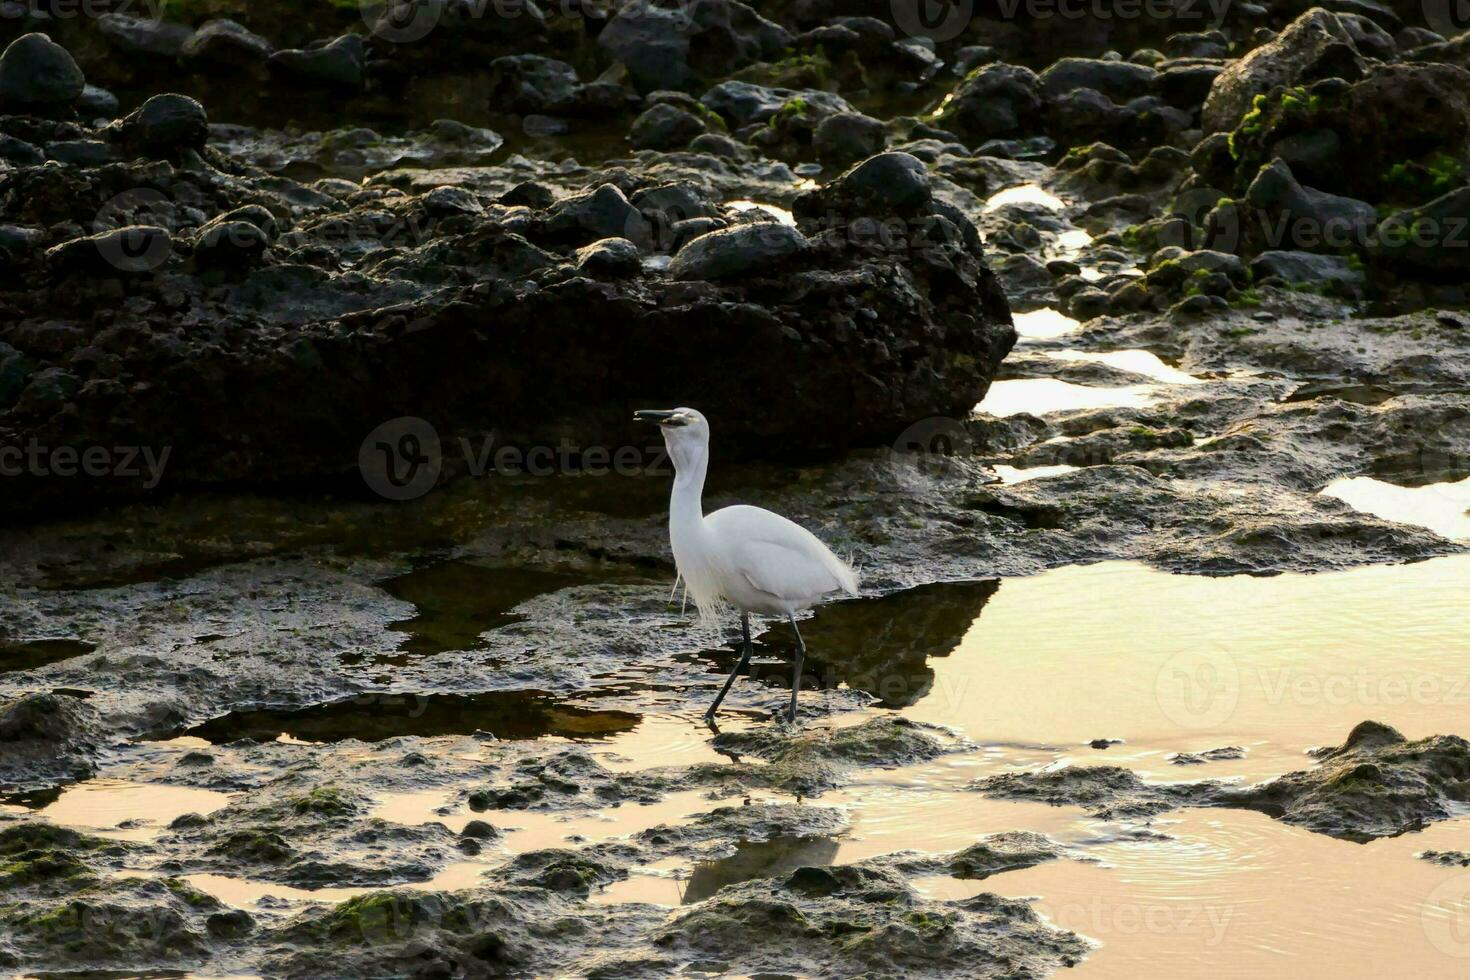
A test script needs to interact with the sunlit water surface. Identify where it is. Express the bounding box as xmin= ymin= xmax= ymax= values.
xmin=16 ymin=556 xmax=1470 ymax=978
